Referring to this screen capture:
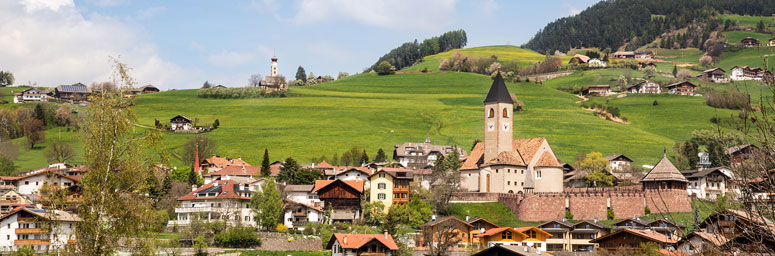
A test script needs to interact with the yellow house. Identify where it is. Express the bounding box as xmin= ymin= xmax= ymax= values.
xmin=475 ymin=227 xmax=528 ymax=248
xmin=515 ymin=226 xmax=553 ymax=252
xmin=369 ymin=169 xmax=413 ymax=213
